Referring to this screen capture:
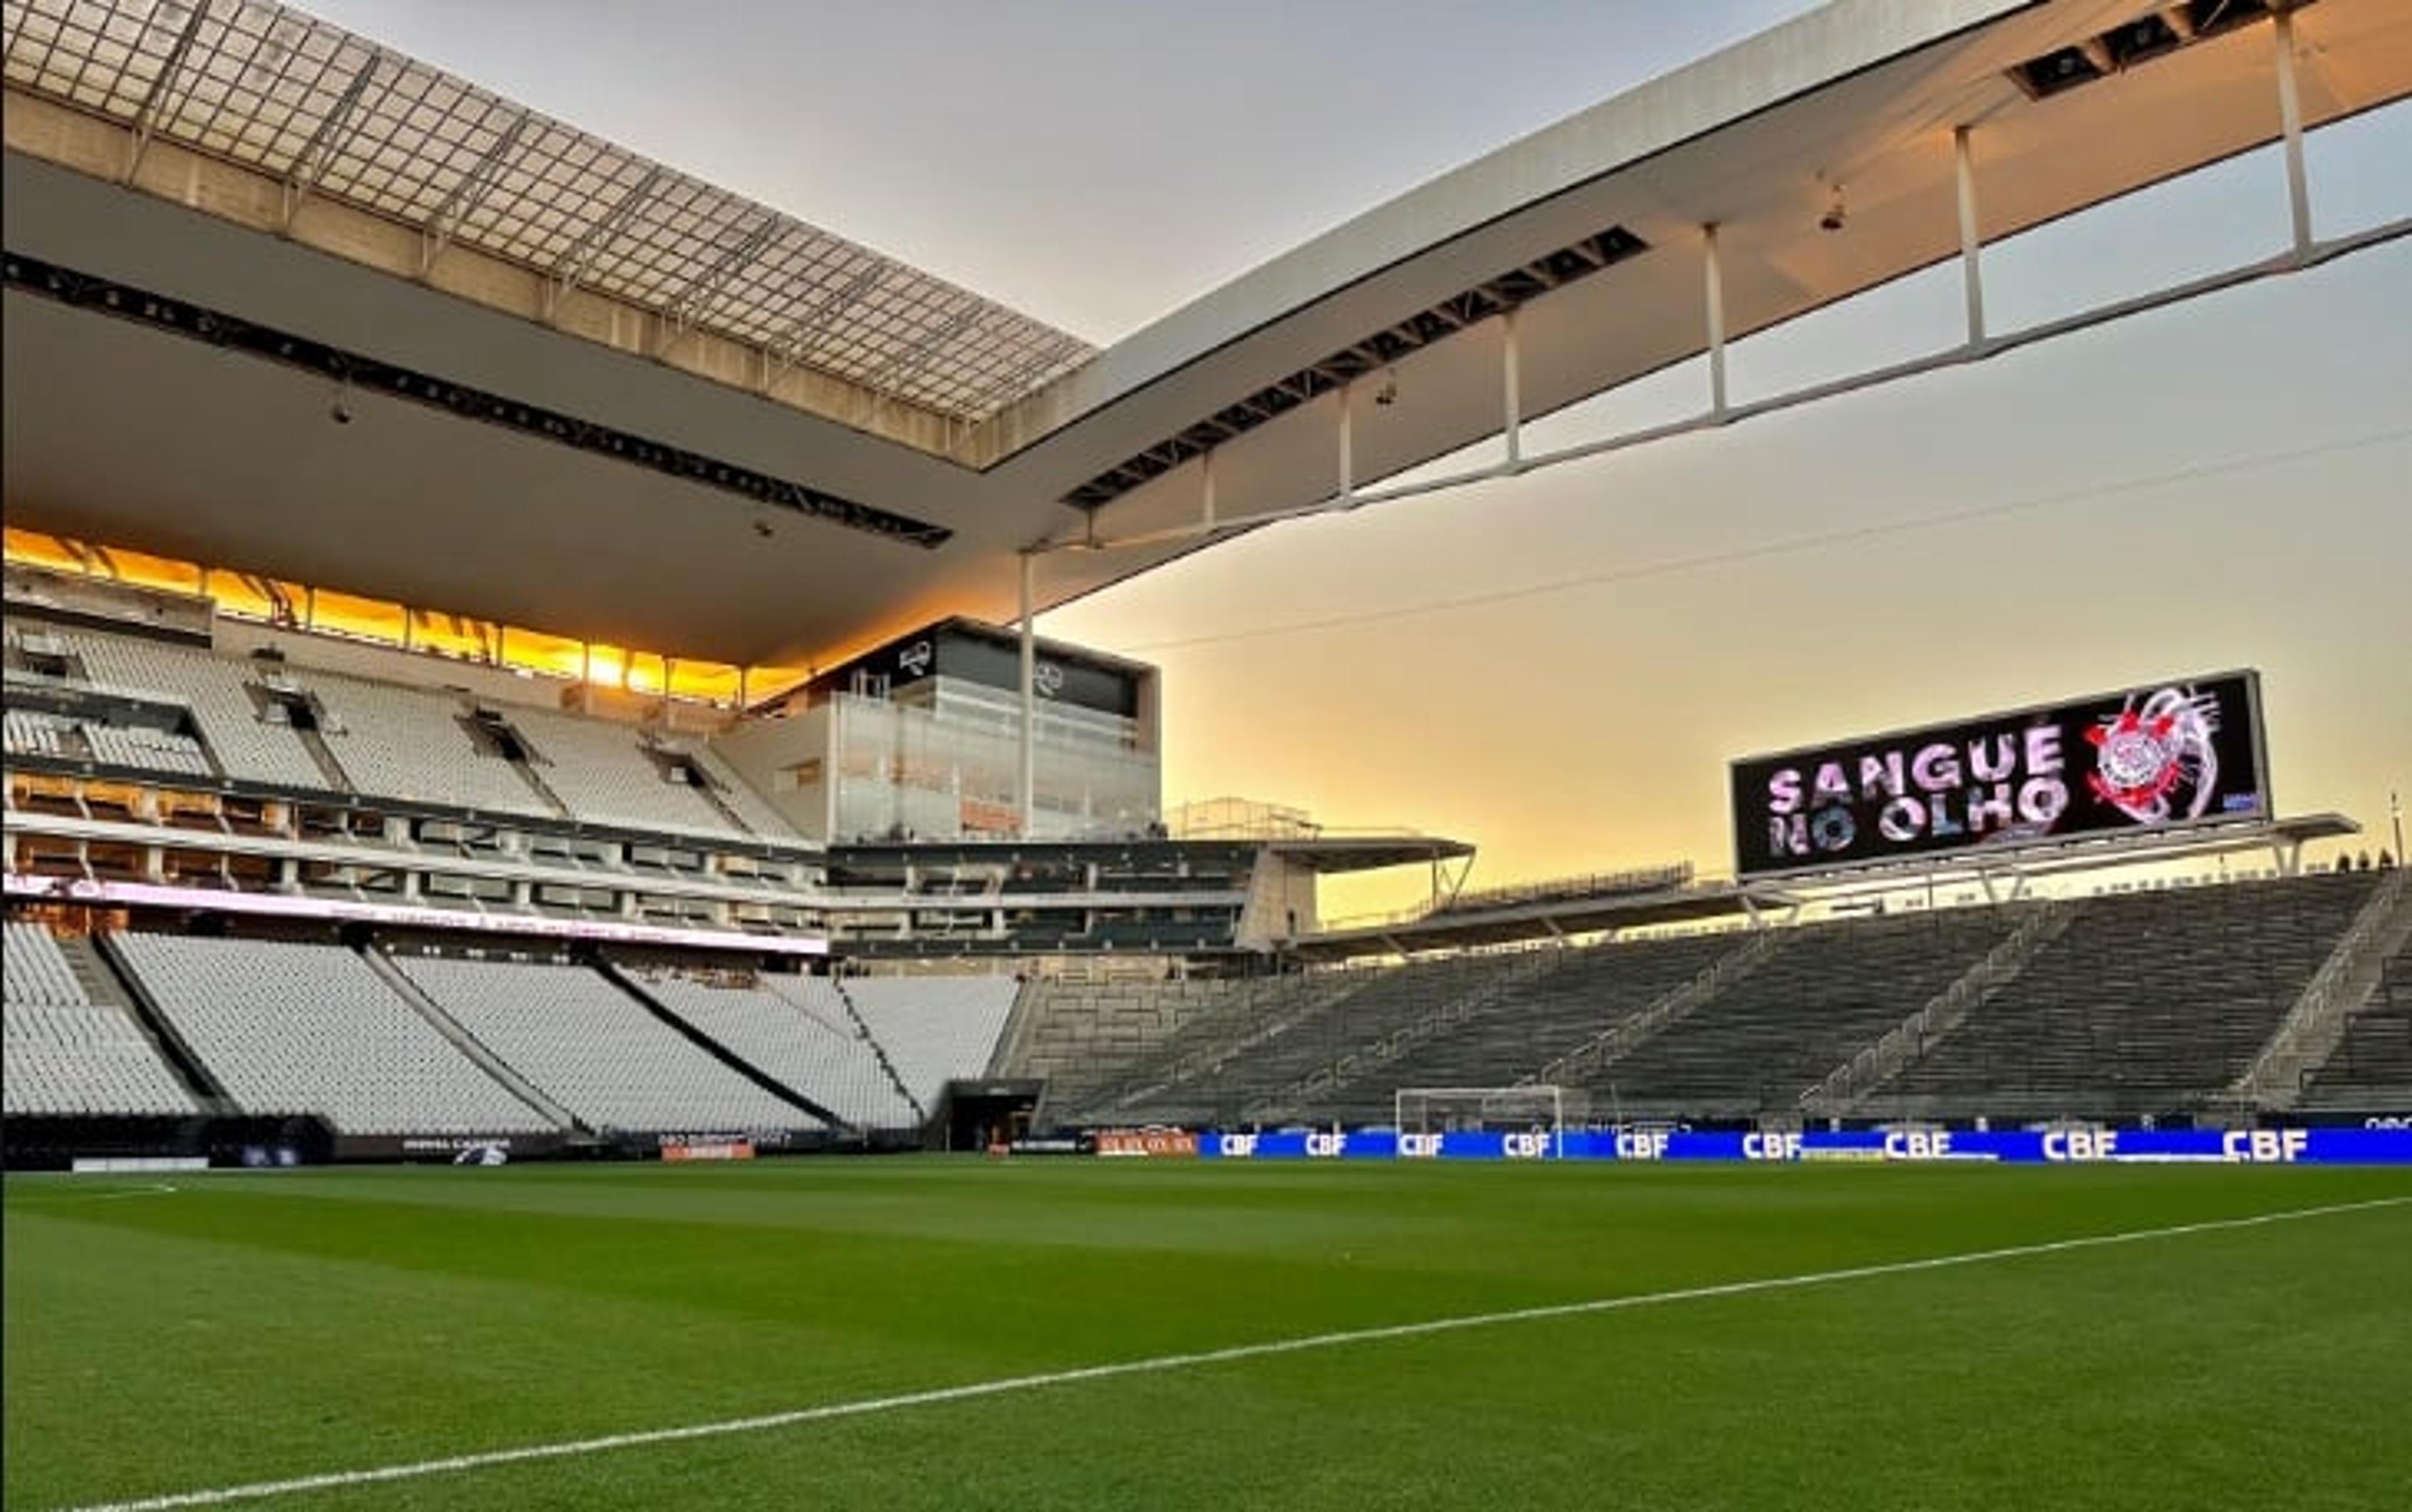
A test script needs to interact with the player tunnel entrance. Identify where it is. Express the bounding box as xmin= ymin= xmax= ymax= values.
xmin=942 ymin=1081 xmax=1042 ymax=1153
